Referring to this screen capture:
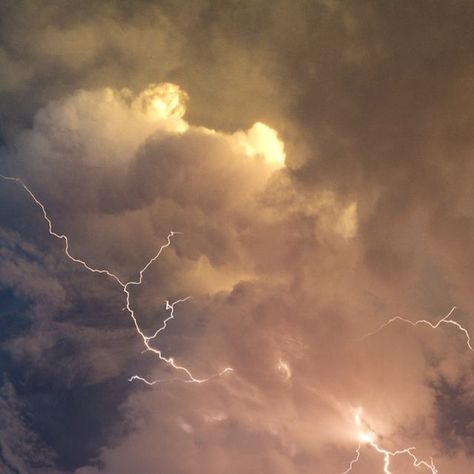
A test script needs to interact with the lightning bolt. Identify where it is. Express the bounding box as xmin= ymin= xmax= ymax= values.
xmin=352 ymin=306 xmax=473 ymax=472
xmin=340 ymin=444 xmax=361 ymax=474
xmin=128 ymin=367 xmax=234 ymax=386
xmin=363 ymin=306 xmax=473 ymax=351
xmin=340 ymin=408 xmax=438 ymax=474
xmin=0 ymin=173 xmax=453 ymax=469
xmin=1 ymin=174 xmax=233 ymax=384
